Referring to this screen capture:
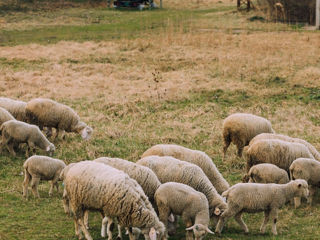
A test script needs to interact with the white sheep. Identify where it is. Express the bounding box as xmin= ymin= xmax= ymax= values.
xmin=23 ymin=155 xmax=66 ymax=198
xmin=141 ymin=144 xmax=229 ymax=194
xmin=215 ymin=179 xmax=309 ymax=235
xmin=250 ymin=133 xmax=320 ymax=161
xmin=63 ymin=161 xmax=165 ymax=240
xmin=136 ymin=156 xmax=227 ymax=223
xmin=26 ymin=98 xmax=92 ymax=140
xmin=0 ymin=97 xmax=27 ymax=122
xmin=289 ymin=158 xmax=320 ymax=208
xmin=0 ymin=107 xmax=15 ymax=127
xmin=92 ymin=157 xmax=161 ymax=239
xmin=155 ymin=182 xmax=214 ymax=240
xmin=0 ymin=120 xmax=55 ymax=157
xmin=243 ymin=163 xmax=289 ymax=184
xmin=244 ymin=139 xmax=314 ymax=172
xmin=222 ymin=113 xmax=274 ymax=157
